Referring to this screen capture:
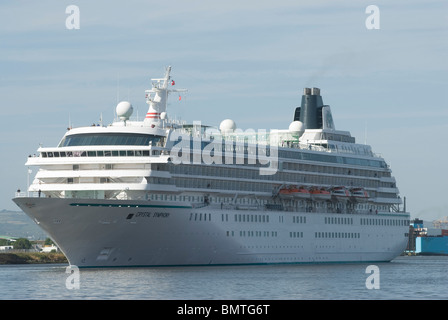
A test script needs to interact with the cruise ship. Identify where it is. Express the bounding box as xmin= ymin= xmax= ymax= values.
xmin=12 ymin=67 xmax=410 ymax=267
